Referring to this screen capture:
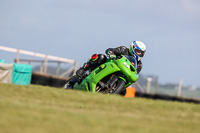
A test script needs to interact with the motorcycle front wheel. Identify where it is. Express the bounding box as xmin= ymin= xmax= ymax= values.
xmin=96 ymin=77 xmax=125 ymax=94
